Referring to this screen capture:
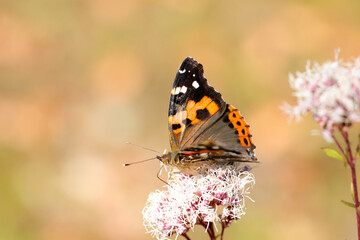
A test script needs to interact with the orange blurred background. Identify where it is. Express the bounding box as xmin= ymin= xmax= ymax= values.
xmin=1 ymin=0 xmax=360 ymax=239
